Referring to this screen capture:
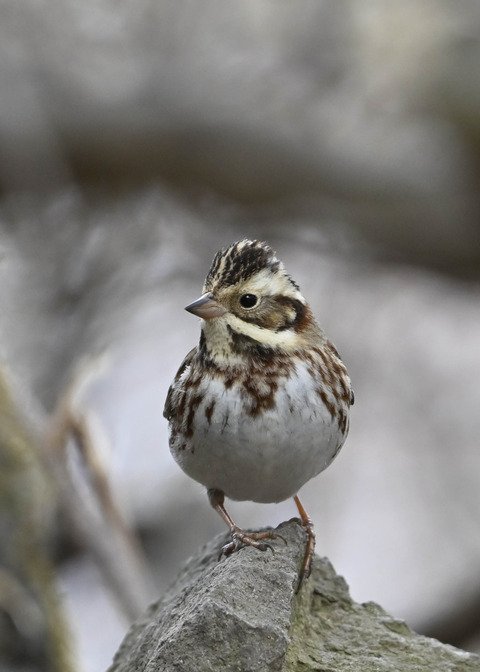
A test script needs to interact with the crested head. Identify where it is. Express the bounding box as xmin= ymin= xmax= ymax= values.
xmin=203 ymin=240 xmax=301 ymax=301
xmin=193 ymin=239 xmax=324 ymax=363
xmin=204 ymin=240 xmax=292 ymax=290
